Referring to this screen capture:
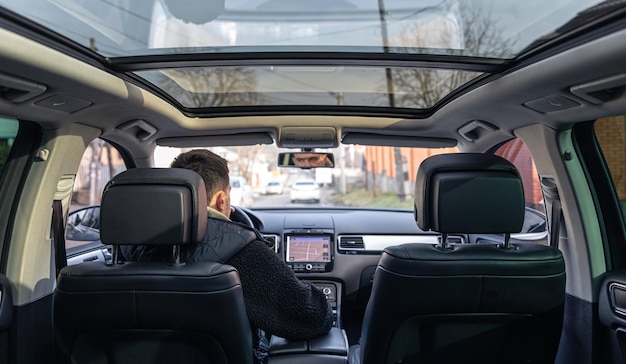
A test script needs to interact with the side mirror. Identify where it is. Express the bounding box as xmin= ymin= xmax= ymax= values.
xmin=510 ymin=206 xmax=548 ymax=243
xmin=66 ymin=206 xmax=101 ymax=241
xmin=278 ymin=152 xmax=335 ymax=169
